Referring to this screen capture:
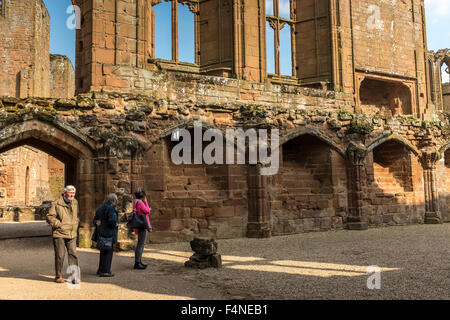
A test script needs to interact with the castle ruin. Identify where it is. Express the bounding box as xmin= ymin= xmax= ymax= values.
xmin=0 ymin=0 xmax=449 ymax=248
